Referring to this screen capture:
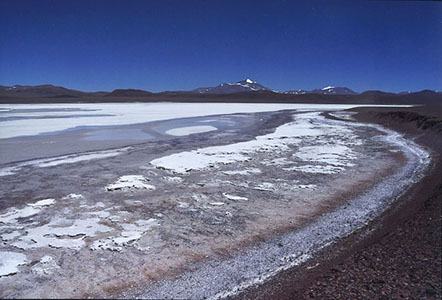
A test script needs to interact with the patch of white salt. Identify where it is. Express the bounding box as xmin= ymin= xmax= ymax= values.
xmin=11 ymin=217 xmax=111 ymax=250
xmin=223 ymin=193 xmax=248 ymax=201
xmin=31 ymin=255 xmax=60 ymax=276
xmin=163 ymin=176 xmax=183 ymax=183
xmin=0 ymin=252 xmax=28 ymax=277
xmin=177 ymin=202 xmax=190 ymax=209
xmin=106 ymin=175 xmax=155 ymax=191
xmin=28 ymin=198 xmax=55 ymax=208
xmin=0 ymin=206 xmax=41 ymax=224
xmin=62 ymin=193 xmax=84 ymax=200
xmin=0 ymin=166 xmax=20 ymax=177
xmin=1 ymin=231 xmax=21 ymax=241
xmin=254 ymin=182 xmax=275 ymax=191
xmin=165 ymin=125 xmax=217 ymax=136
xmin=91 ymin=218 xmax=159 ymax=251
